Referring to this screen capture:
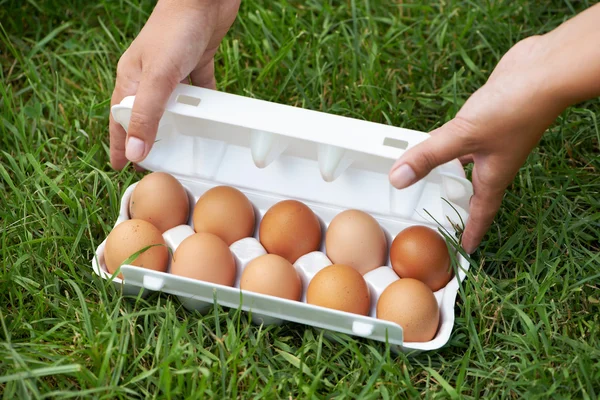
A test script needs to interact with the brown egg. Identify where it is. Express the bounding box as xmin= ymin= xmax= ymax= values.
xmin=306 ymin=264 xmax=370 ymax=315
xmin=171 ymin=232 xmax=236 ymax=286
xmin=390 ymin=225 xmax=452 ymax=291
xmin=325 ymin=209 xmax=387 ymax=275
xmin=259 ymin=200 xmax=322 ymax=263
xmin=129 ymin=172 xmax=190 ymax=233
xmin=376 ymin=278 xmax=439 ymax=342
xmin=104 ymin=219 xmax=169 ymax=278
xmin=193 ymin=186 xmax=255 ymax=245
xmin=240 ymin=254 xmax=302 ymax=301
